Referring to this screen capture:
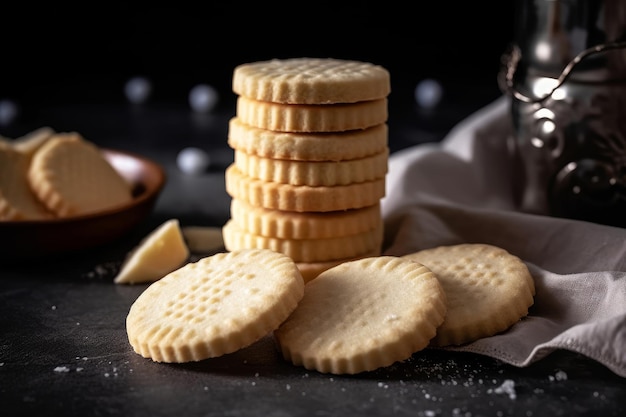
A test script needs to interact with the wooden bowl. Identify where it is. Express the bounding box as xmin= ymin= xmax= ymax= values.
xmin=0 ymin=149 xmax=166 ymax=263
